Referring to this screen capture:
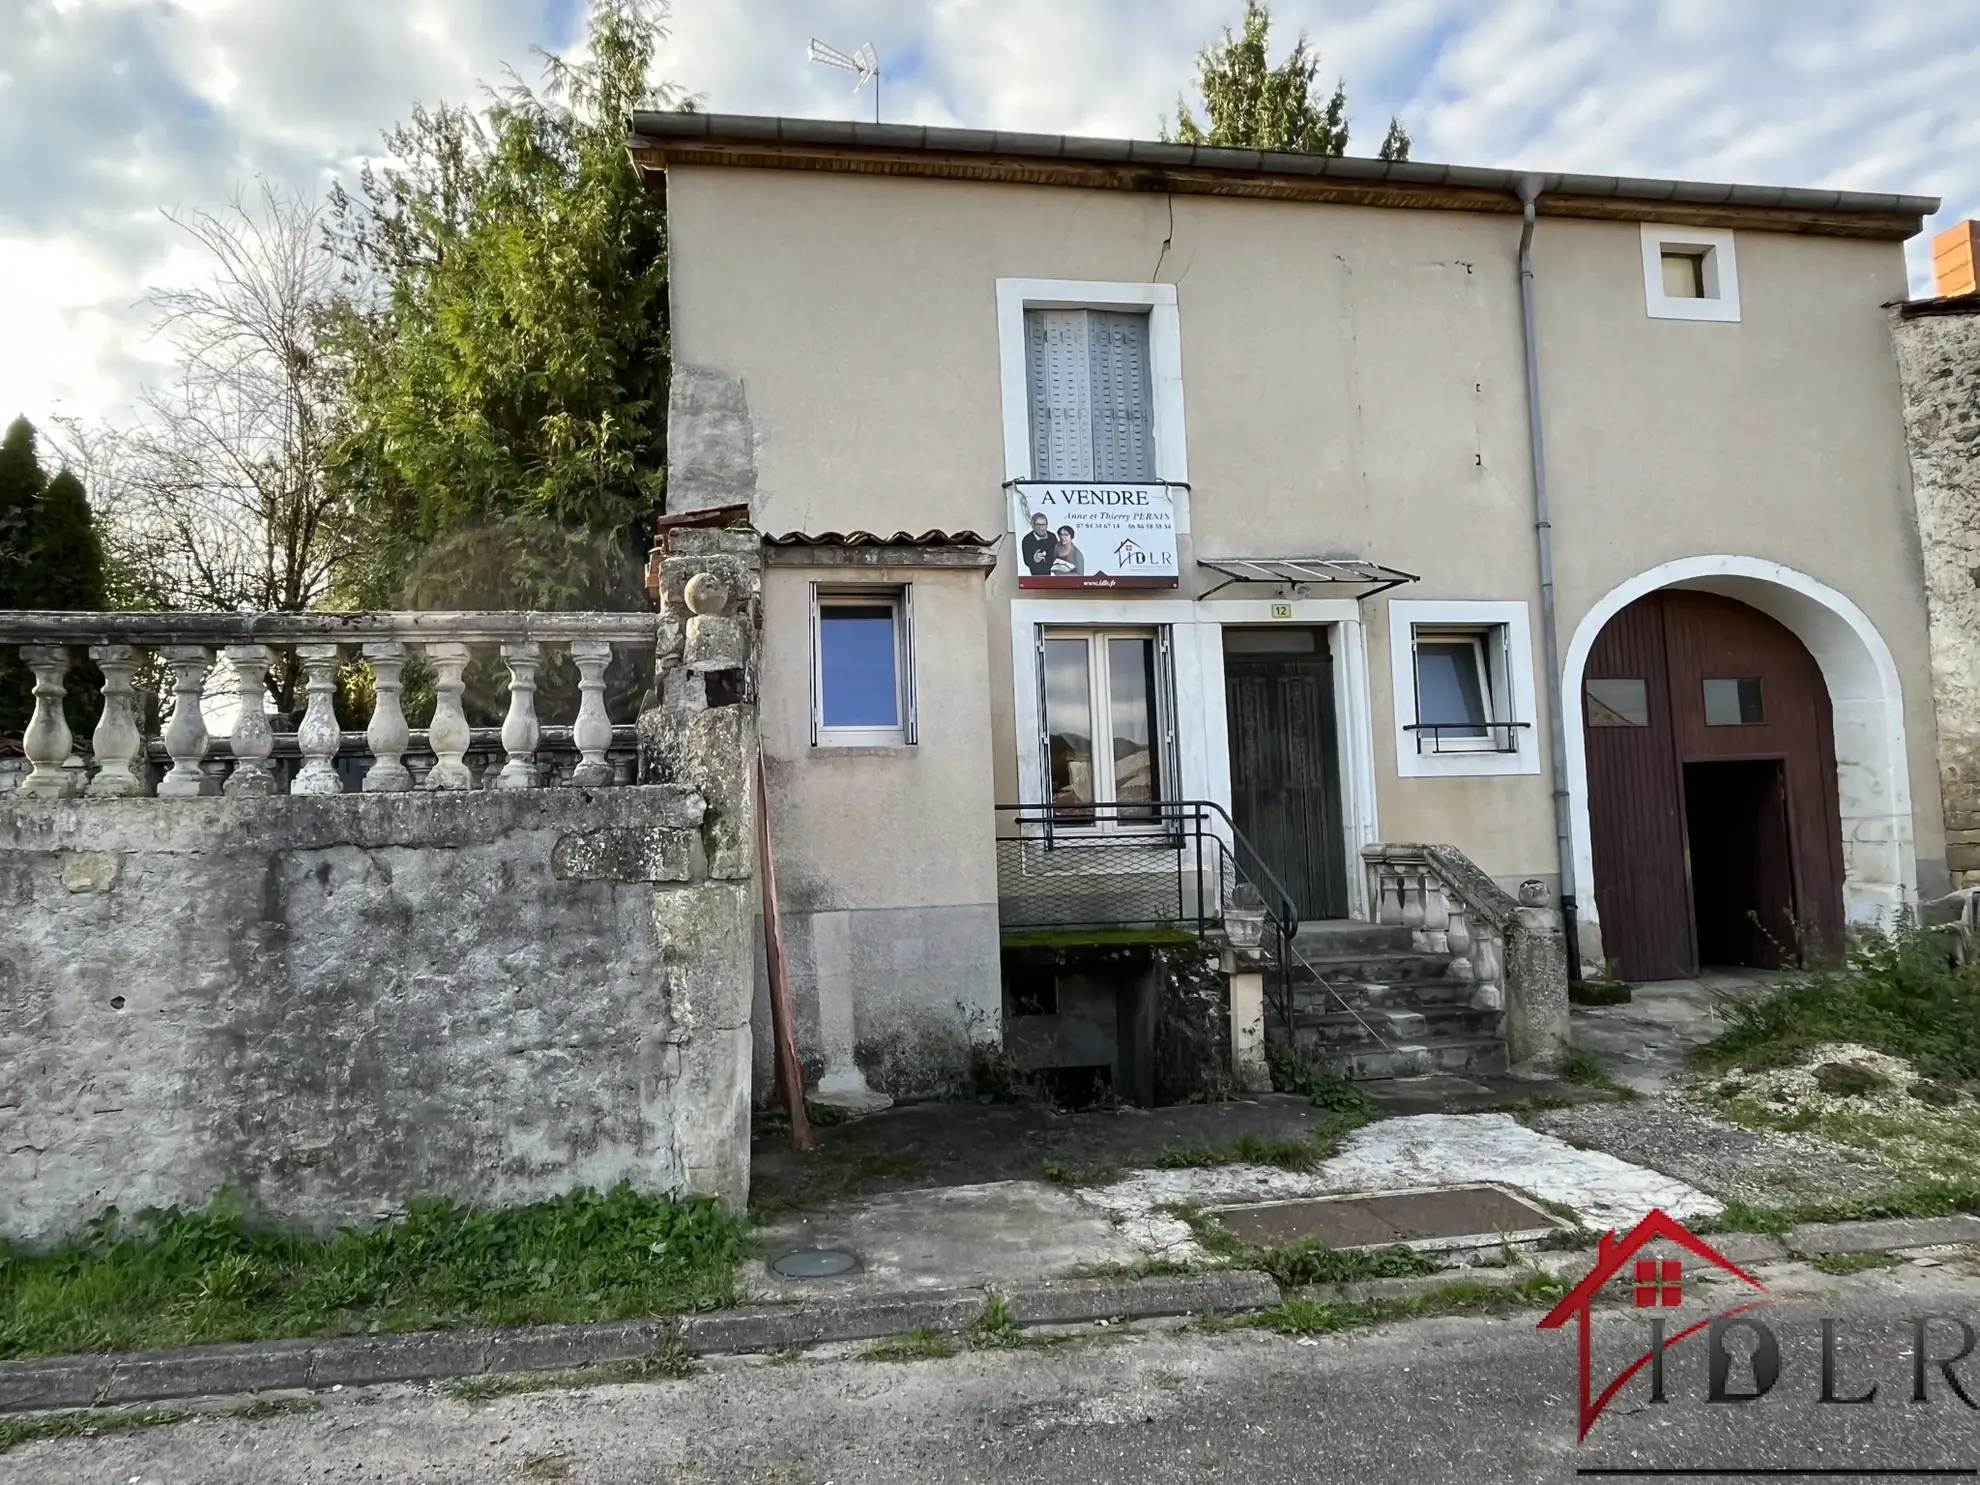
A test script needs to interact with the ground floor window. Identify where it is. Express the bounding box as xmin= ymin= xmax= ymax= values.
xmin=1039 ymin=627 xmax=1169 ymax=820
xmin=813 ymin=586 xmax=914 ymax=746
